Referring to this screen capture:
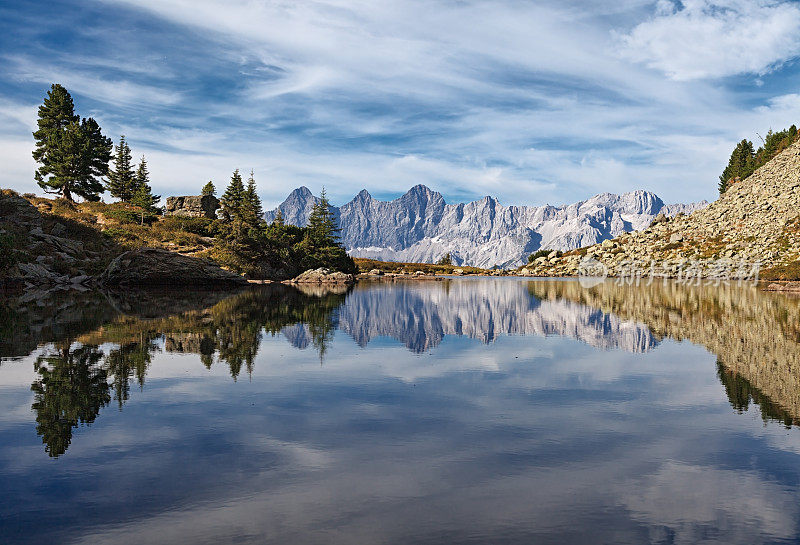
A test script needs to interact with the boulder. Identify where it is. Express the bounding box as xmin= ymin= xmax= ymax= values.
xmin=368 ymin=268 xmax=383 ymax=276
xmin=99 ymin=248 xmax=247 ymax=286
xmin=650 ymin=212 xmax=668 ymax=226
xmin=453 ymin=268 xmax=464 ymax=275
xmin=165 ymin=195 xmax=220 ymax=219
xmin=288 ymin=268 xmax=355 ymax=284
